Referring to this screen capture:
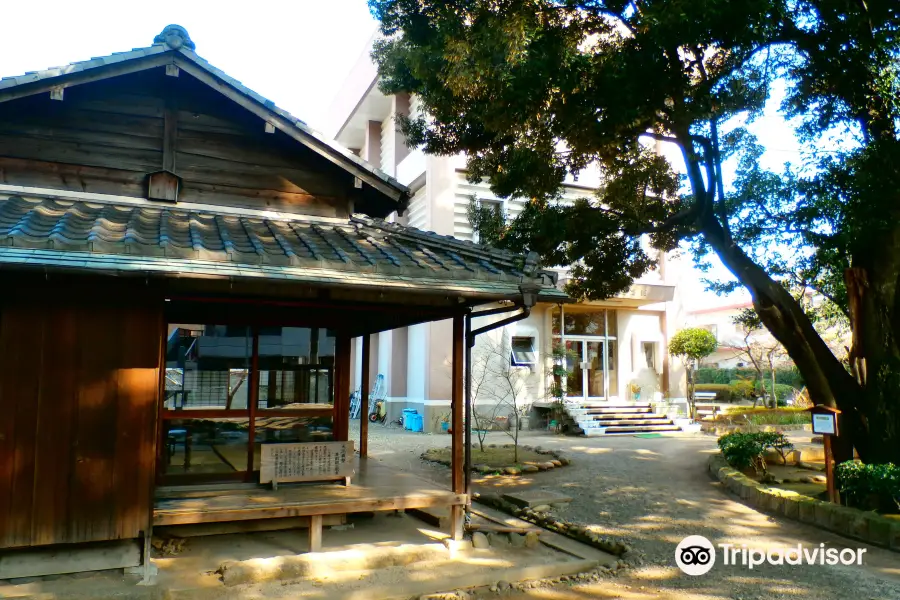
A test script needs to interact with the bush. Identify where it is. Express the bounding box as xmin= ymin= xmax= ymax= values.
xmin=728 ymin=379 xmax=757 ymax=400
xmin=721 ymin=407 xmax=811 ymax=427
xmin=694 ymin=383 xmax=733 ymax=403
xmin=835 ymin=461 xmax=900 ymax=512
xmin=696 ymin=367 xmax=804 ymax=388
xmin=717 ymin=431 xmax=794 ymax=474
